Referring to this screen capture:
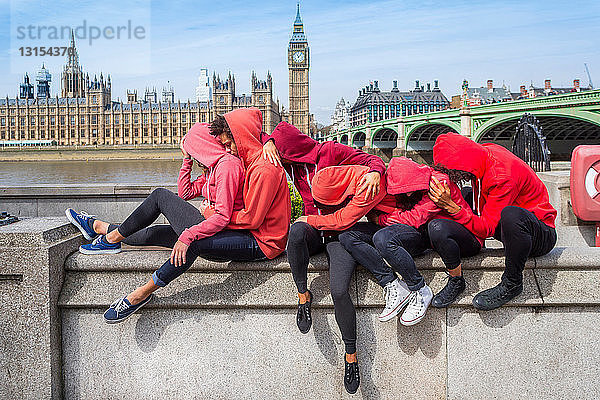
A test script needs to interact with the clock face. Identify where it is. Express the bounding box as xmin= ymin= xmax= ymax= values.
xmin=293 ymin=51 xmax=305 ymax=63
